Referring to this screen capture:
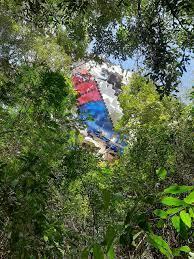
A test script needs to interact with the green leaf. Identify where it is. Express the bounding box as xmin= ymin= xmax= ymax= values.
xmin=172 ymin=246 xmax=191 ymax=256
xmin=81 ymin=247 xmax=90 ymax=259
xmin=93 ymin=244 xmax=104 ymax=259
xmin=173 ymin=246 xmax=191 ymax=256
xmin=154 ymin=209 xmax=168 ymax=219
xmin=179 ymin=219 xmax=188 ymax=239
xmin=184 ymin=191 xmax=194 ymax=204
xmin=104 ymin=225 xmax=116 ymax=253
xmin=164 ymin=185 xmax=193 ymax=194
xmin=180 ymin=210 xmax=191 ymax=228
xmin=156 ymin=168 xmax=167 ymax=180
xmin=166 ymin=207 xmax=182 ymax=215
xmin=179 ymin=246 xmax=191 ymax=253
xmin=171 ymin=215 xmax=180 ymax=232
xmin=148 ymin=234 xmax=172 ymax=258
xmin=107 ymin=245 xmax=115 ymax=259
xmin=172 ymin=248 xmax=180 ymax=256
xmin=189 ymin=207 xmax=194 ymax=218
xmin=161 ymin=197 xmax=185 ymax=206
xmin=102 ymin=189 xmax=111 ymax=211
